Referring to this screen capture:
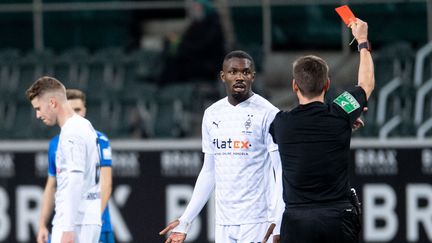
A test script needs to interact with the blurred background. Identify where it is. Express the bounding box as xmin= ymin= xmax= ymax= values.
xmin=0 ymin=0 xmax=430 ymax=139
xmin=0 ymin=0 xmax=432 ymax=242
